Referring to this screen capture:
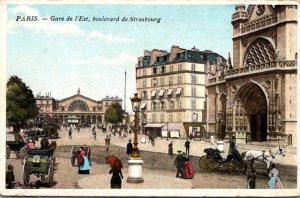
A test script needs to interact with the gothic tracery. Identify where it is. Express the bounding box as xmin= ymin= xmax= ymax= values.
xmin=244 ymin=38 xmax=275 ymax=67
